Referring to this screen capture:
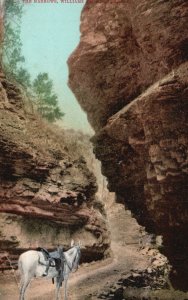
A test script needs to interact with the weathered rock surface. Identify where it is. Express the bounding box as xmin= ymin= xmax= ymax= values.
xmin=68 ymin=0 xmax=188 ymax=290
xmin=98 ymin=247 xmax=171 ymax=300
xmin=0 ymin=73 xmax=110 ymax=270
xmin=69 ymin=0 xmax=188 ymax=132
